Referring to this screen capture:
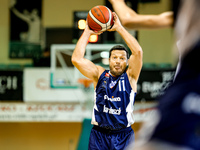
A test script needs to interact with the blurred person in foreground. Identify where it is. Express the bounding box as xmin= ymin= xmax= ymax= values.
xmin=72 ymin=13 xmax=143 ymax=150
xmin=124 ymin=0 xmax=200 ymax=149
